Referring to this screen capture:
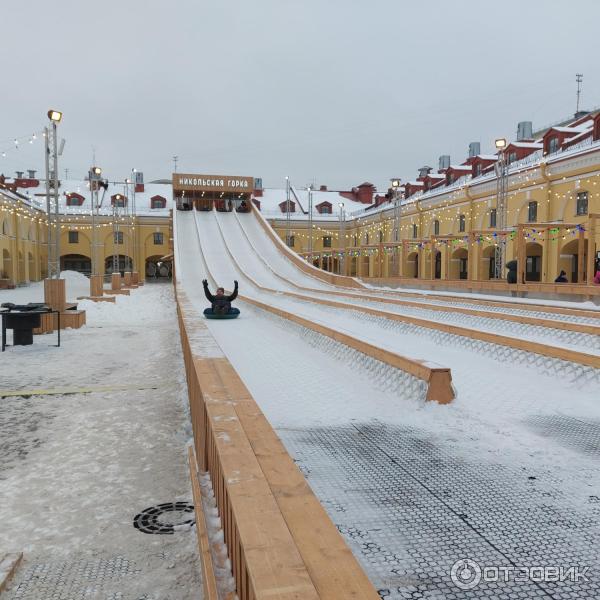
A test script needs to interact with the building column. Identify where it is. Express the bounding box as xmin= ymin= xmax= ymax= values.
xmin=587 ymin=215 xmax=597 ymax=285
